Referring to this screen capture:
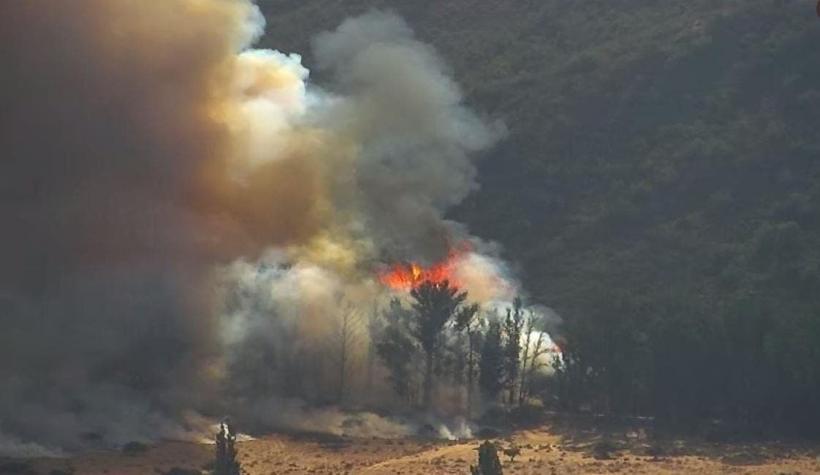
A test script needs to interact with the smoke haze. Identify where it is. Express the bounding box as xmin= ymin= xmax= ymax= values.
xmin=0 ymin=0 xmax=516 ymax=454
